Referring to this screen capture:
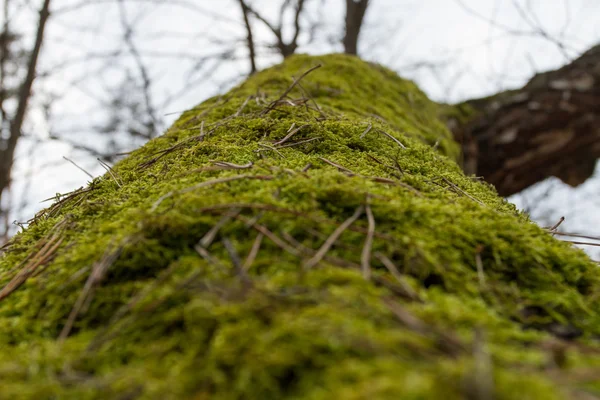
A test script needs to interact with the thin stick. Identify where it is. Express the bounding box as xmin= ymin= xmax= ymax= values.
xmin=246 ymin=221 xmax=300 ymax=256
xmin=199 ymin=209 xmax=241 ymax=248
xmin=234 ymin=95 xmax=252 ymax=117
xmin=552 ymin=231 xmax=600 ymax=241
xmin=151 ymin=174 xmax=273 ymax=212
xmin=222 ymin=237 xmax=251 ymax=284
xmin=63 ymin=156 xmax=94 ymax=179
xmin=261 ymin=64 xmax=322 ymax=115
xmin=98 ymin=158 xmax=122 ymax=188
xmin=318 ymin=157 xmax=356 ymax=175
xmin=243 ymin=232 xmax=264 ymax=271
xmin=194 ymin=243 xmax=226 ymax=268
xmin=209 ymin=160 xmax=254 ymax=170
xmin=360 ymin=123 xmax=372 ymax=139
xmin=304 ymin=206 xmax=364 ymax=269
xmin=375 ymin=253 xmax=421 ymax=302
xmin=273 ymin=124 xmax=310 ymax=146
xmin=442 ymin=177 xmax=485 ymax=206
xmin=277 ymin=137 xmax=321 ymax=149
xmin=475 ymin=251 xmax=486 ymax=288
xmin=548 ymin=216 xmax=565 ymax=232
xmin=361 ymin=198 xmax=375 ymax=280
xmin=564 ymin=241 xmax=600 ymax=247
xmin=257 ymin=143 xmax=286 ymax=158
xmin=0 ymin=234 xmax=64 ymax=302
xmin=378 ymin=129 xmax=406 ymax=149
xmin=59 ymin=244 xmax=123 ymax=340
